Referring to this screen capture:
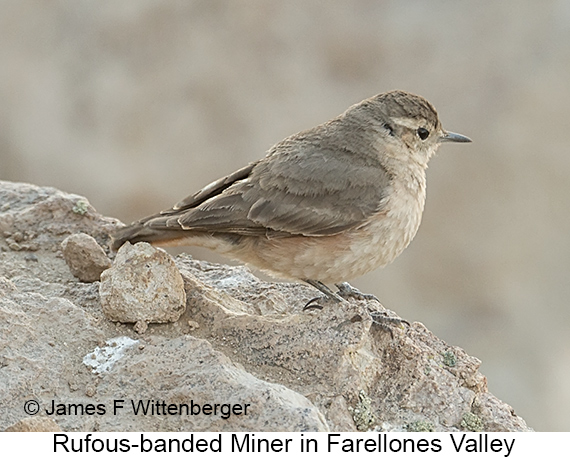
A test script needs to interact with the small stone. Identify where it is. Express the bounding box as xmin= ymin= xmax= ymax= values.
xmin=134 ymin=320 xmax=148 ymax=334
xmin=99 ymin=242 xmax=186 ymax=324
xmin=85 ymin=385 xmax=96 ymax=397
xmin=11 ymin=231 xmax=24 ymax=242
xmin=187 ymin=320 xmax=200 ymax=331
xmin=61 ymin=233 xmax=112 ymax=282
xmin=7 ymin=241 xmax=21 ymax=251
xmin=25 ymin=242 xmax=39 ymax=251
xmin=24 ymin=253 xmax=38 ymax=262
